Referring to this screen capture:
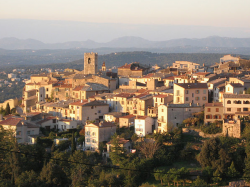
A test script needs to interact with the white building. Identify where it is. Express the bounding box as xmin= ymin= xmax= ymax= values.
xmin=134 ymin=116 xmax=154 ymax=137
